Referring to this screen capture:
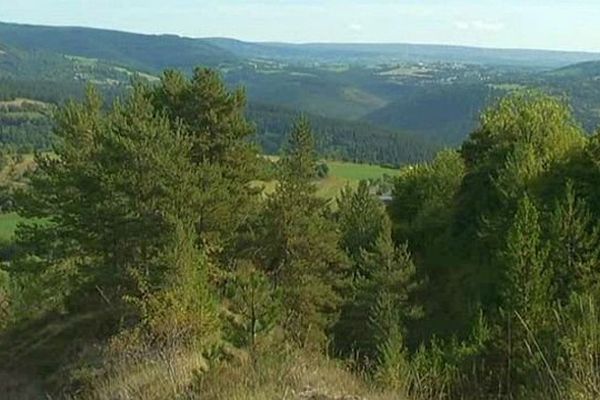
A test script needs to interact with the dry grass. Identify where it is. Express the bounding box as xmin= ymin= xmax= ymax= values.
xmin=76 ymin=341 xmax=406 ymax=400
xmin=193 ymin=346 xmax=405 ymax=400
xmin=82 ymin=348 xmax=209 ymax=400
